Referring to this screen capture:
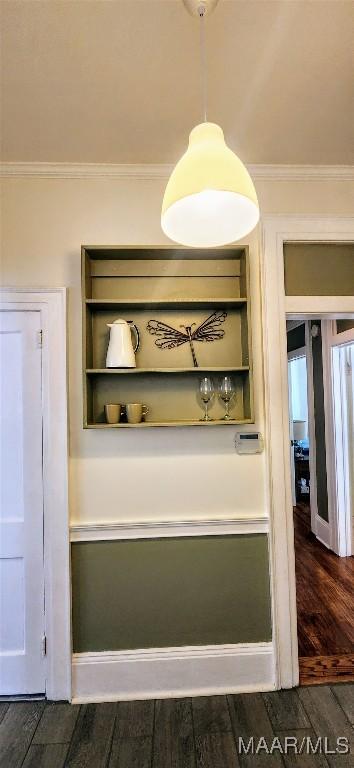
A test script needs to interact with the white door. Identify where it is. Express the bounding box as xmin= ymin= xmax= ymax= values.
xmin=0 ymin=311 xmax=45 ymax=694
